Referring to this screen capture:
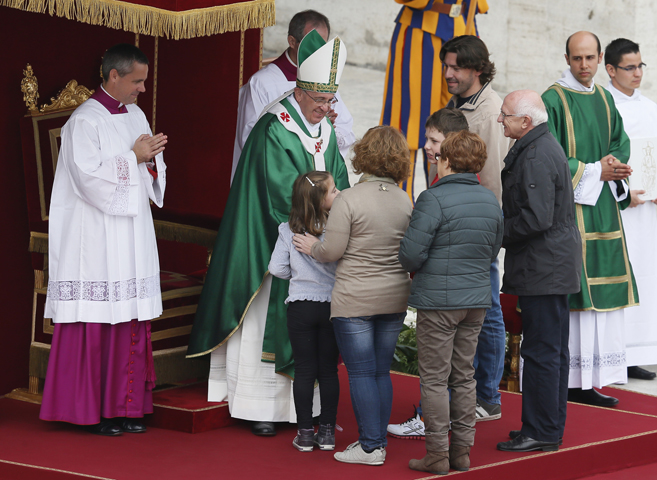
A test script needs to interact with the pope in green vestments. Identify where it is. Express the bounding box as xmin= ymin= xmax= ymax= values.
xmin=542 ymin=83 xmax=638 ymax=312
xmin=187 ymin=29 xmax=349 ymax=397
xmin=187 ymin=96 xmax=348 ymax=376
